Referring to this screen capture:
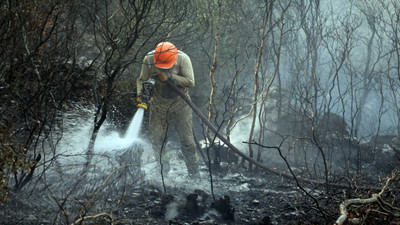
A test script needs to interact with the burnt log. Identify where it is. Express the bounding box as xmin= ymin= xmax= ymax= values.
xmin=211 ymin=195 xmax=235 ymax=221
